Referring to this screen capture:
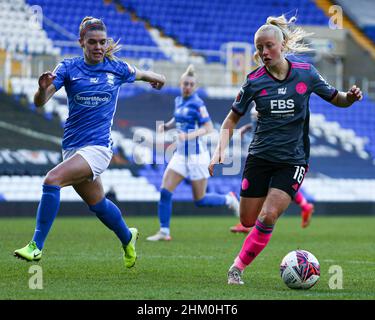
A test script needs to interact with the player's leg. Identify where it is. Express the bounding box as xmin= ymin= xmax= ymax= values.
xmin=227 ymin=196 xmax=266 ymax=283
xmin=192 ymin=179 xmax=240 ymax=215
xmin=230 ymin=194 xmax=266 ymax=234
xmin=230 ymin=155 xmax=269 ymax=233
xmin=294 ymin=190 xmax=314 ymax=228
xmin=189 ymin=152 xmax=240 ymax=215
xmin=146 ymin=167 xmax=185 ymax=241
xmin=228 ymin=162 xmax=308 ymax=284
xmin=74 ymin=177 xmax=138 ymax=268
xmin=230 ymin=223 xmax=251 ymax=233
xmin=14 ymin=154 xmax=92 ymax=261
xmin=227 ymin=155 xmax=274 ymax=284
xmin=228 ymin=190 xmax=290 ymax=284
